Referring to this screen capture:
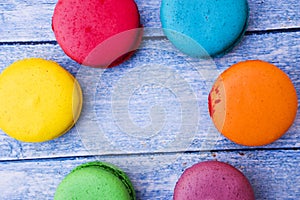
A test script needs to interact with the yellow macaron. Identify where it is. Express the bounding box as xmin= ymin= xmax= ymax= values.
xmin=0 ymin=58 xmax=82 ymax=142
